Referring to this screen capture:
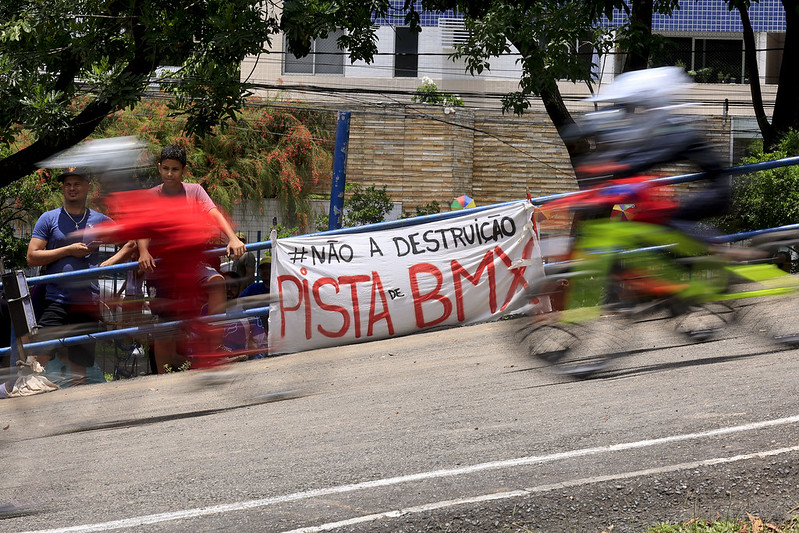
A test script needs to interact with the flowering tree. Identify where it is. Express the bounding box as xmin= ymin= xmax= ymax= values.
xmin=0 ymin=169 xmax=60 ymax=269
xmin=98 ymin=99 xmax=334 ymax=229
